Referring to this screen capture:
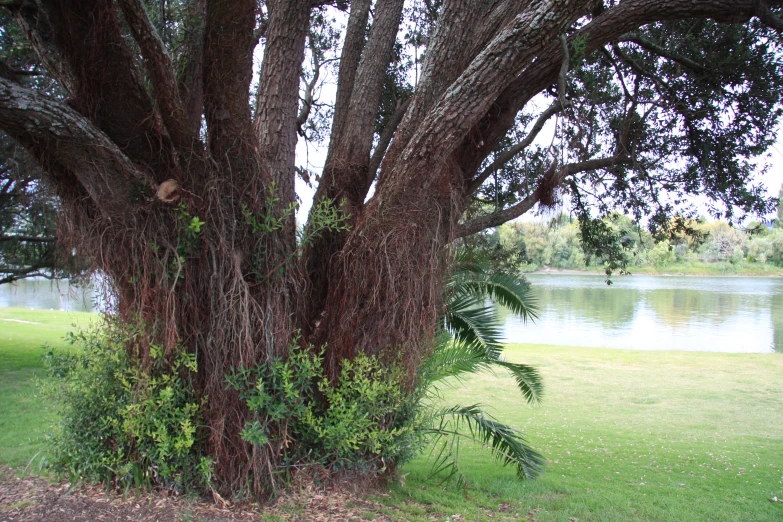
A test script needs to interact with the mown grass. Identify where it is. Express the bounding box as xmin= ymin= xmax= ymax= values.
xmin=1 ymin=309 xmax=781 ymax=521
xmin=0 ymin=308 xmax=94 ymax=468
xmin=382 ymin=344 xmax=783 ymax=521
